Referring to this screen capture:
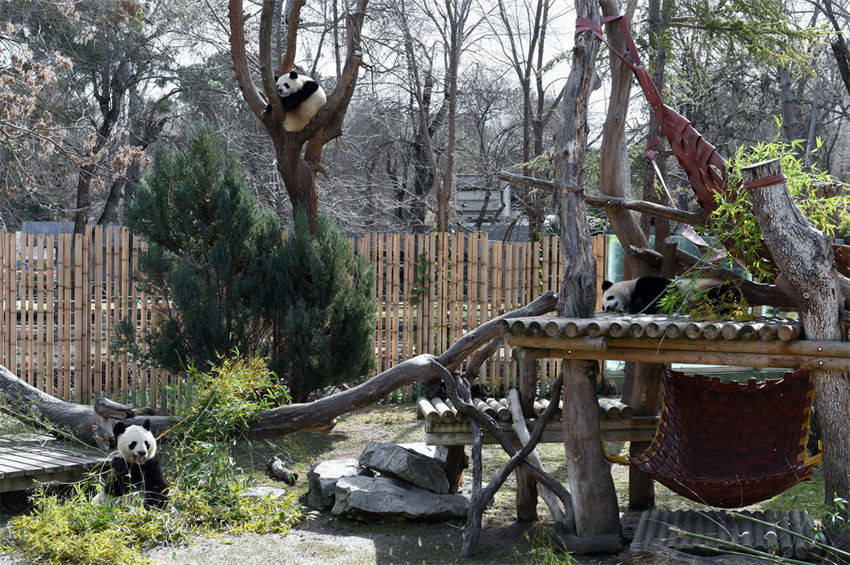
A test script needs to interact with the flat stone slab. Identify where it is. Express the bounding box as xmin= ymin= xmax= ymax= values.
xmin=332 ymin=476 xmax=469 ymax=521
xmin=307 ymin=458 xmax=372 ymax=509
xmin=242 ymin=486 xmax=288 ymax=499
xmin=359 ymin=441 xmax=450 ymax=494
